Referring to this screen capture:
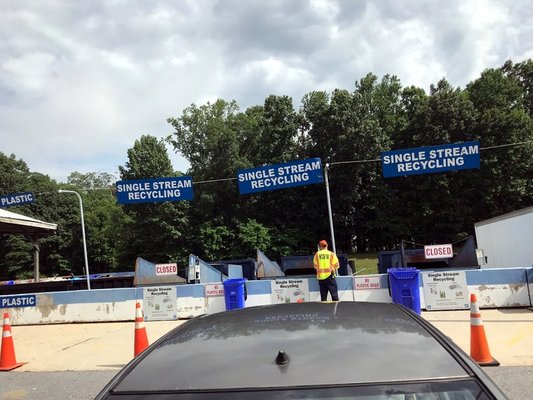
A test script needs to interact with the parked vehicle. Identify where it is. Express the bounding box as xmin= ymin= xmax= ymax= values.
xmin=95 ymin=302 xmax=507 ymax=399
